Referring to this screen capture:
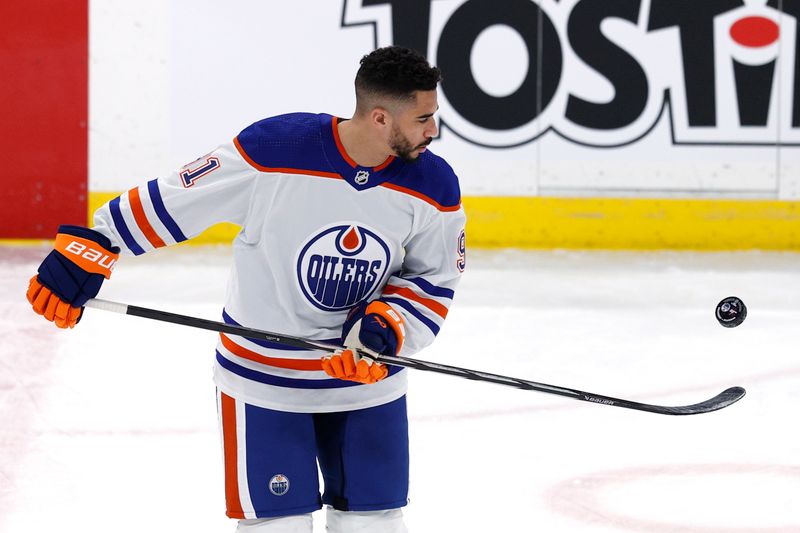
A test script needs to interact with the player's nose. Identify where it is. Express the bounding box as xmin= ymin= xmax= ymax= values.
xmin=426 ymin=120 xmax=438 ymax=139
